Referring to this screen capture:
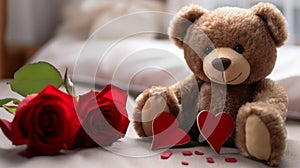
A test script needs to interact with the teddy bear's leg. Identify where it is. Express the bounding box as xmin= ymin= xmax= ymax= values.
xmin=236 ymin=103 xmax=286 ymax=166
xmin=235 ymin=80 xmax=288 ymax=166
xmin=133 ymin=86 xmax=180 ymax=137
